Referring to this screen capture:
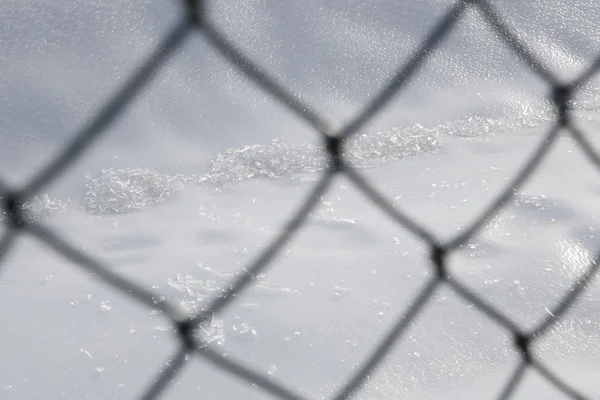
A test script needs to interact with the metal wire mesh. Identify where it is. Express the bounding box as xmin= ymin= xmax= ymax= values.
xmin=2 ymin=0 xmax=600 ymax=399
